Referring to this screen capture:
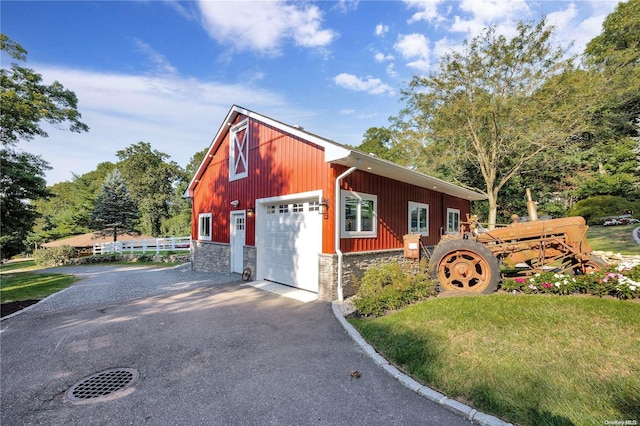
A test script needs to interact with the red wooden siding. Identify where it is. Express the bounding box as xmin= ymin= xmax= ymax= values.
xmin=339 ymin=169 xmax=471 ymax=252
xmin=192 ymin=115 xmax=333 ymax=248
